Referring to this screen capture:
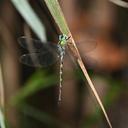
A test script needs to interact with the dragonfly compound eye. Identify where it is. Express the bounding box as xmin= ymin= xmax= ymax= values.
xmin=59 ymin=34 xmax=69 ymax=41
